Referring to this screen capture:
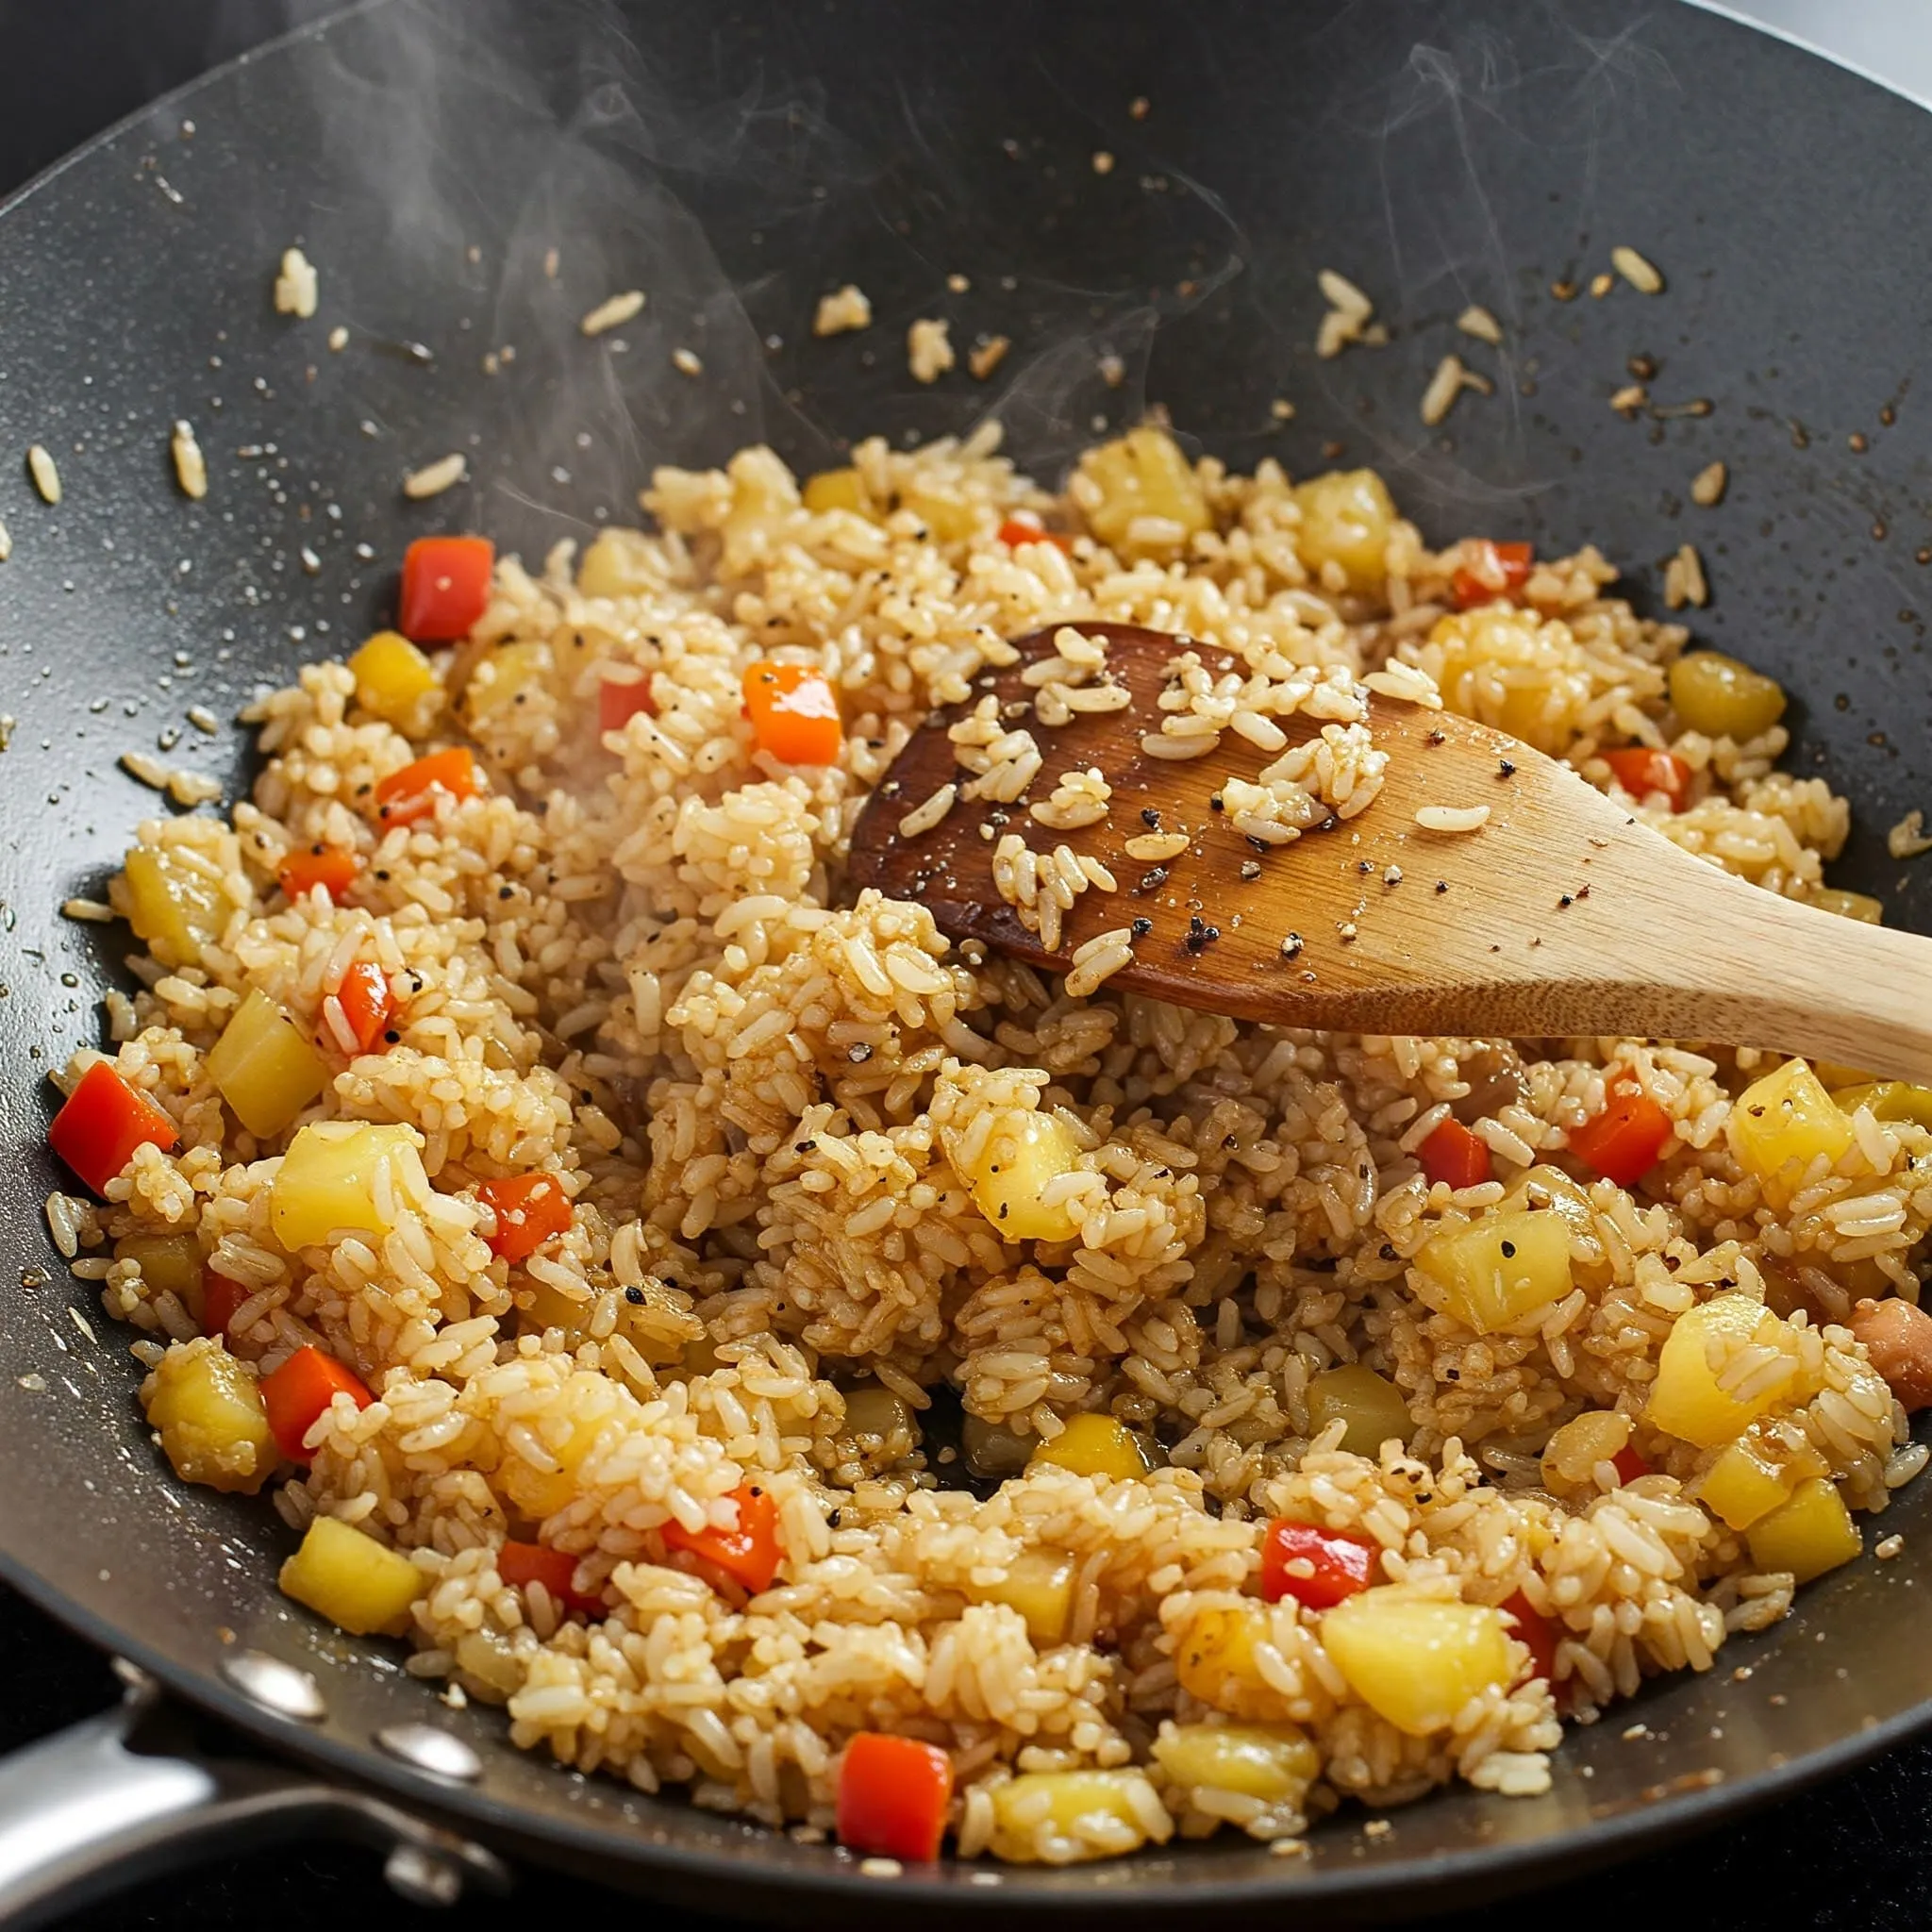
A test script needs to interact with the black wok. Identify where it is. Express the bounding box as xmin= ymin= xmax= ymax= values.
xmin=3 ymin=1 xmax=1932 ymax=1923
